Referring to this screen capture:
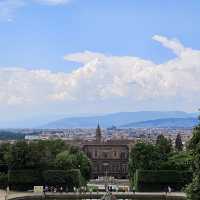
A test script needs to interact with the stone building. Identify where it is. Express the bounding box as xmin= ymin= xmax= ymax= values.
xmin=82 ymin=124 xmax=130 ymax=179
